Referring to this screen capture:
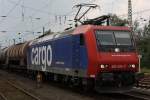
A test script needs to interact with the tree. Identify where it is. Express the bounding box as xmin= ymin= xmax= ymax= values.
xmin=143 ymin=20 xmax=150 ymax=37
xmin=109 ymin=14 xmax=128 ymax=26
xmin=137 ymin=38 xmax=150 ymax=67
xmin=137 ymin=19 xmax=150 ymax=68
